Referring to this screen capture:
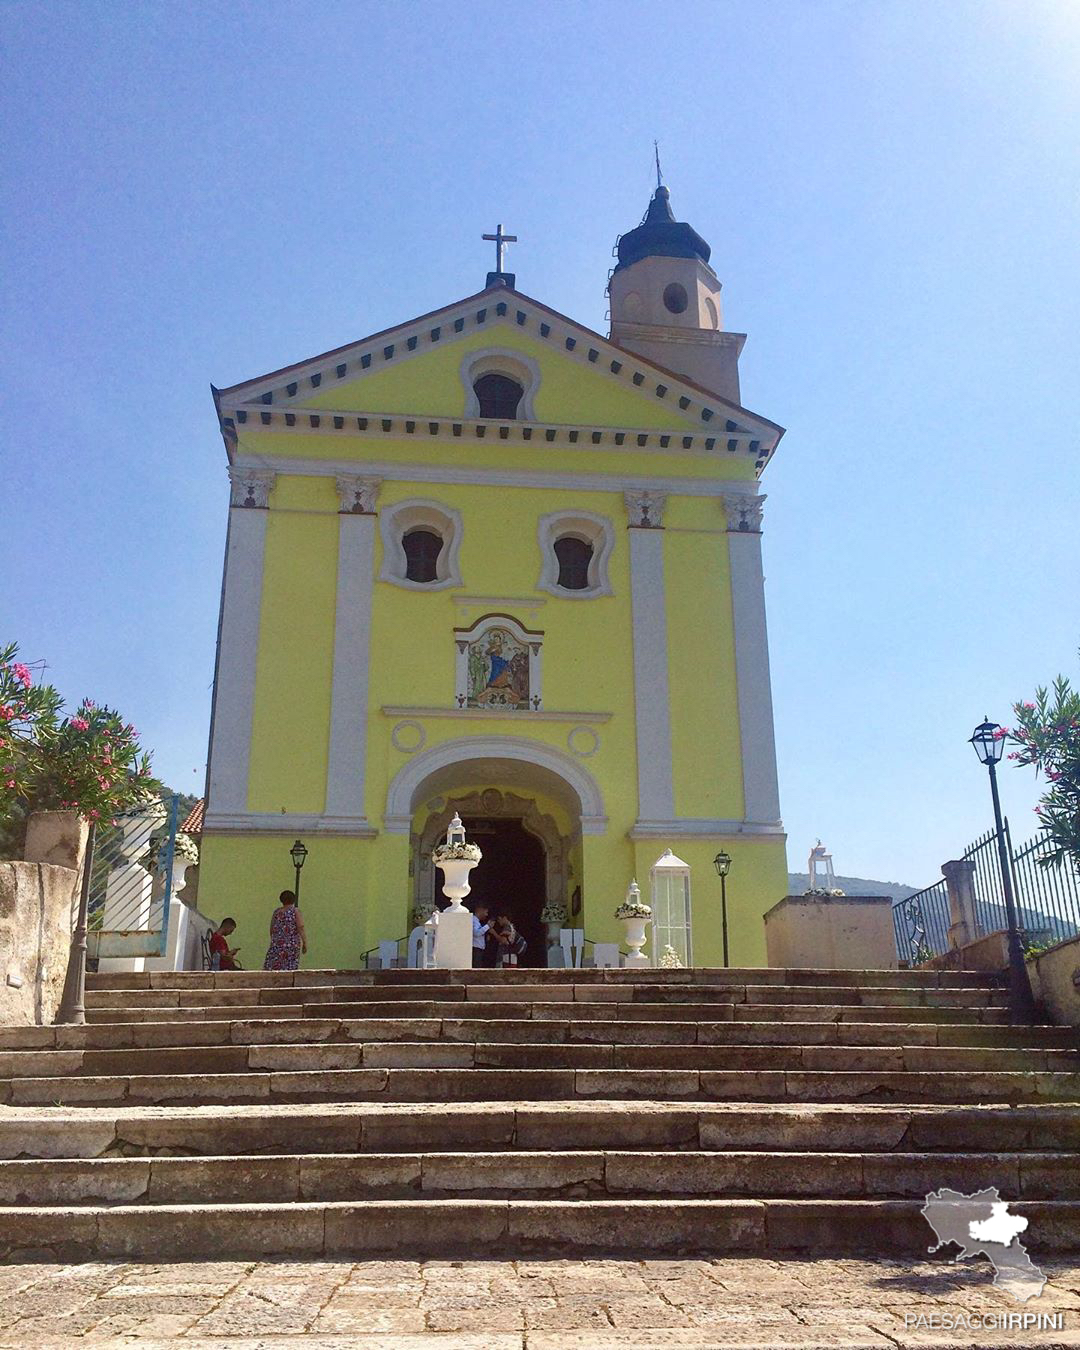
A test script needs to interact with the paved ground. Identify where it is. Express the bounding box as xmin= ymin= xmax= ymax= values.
xmin=0 ymin=1257 xmax=1078 ymax=1348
